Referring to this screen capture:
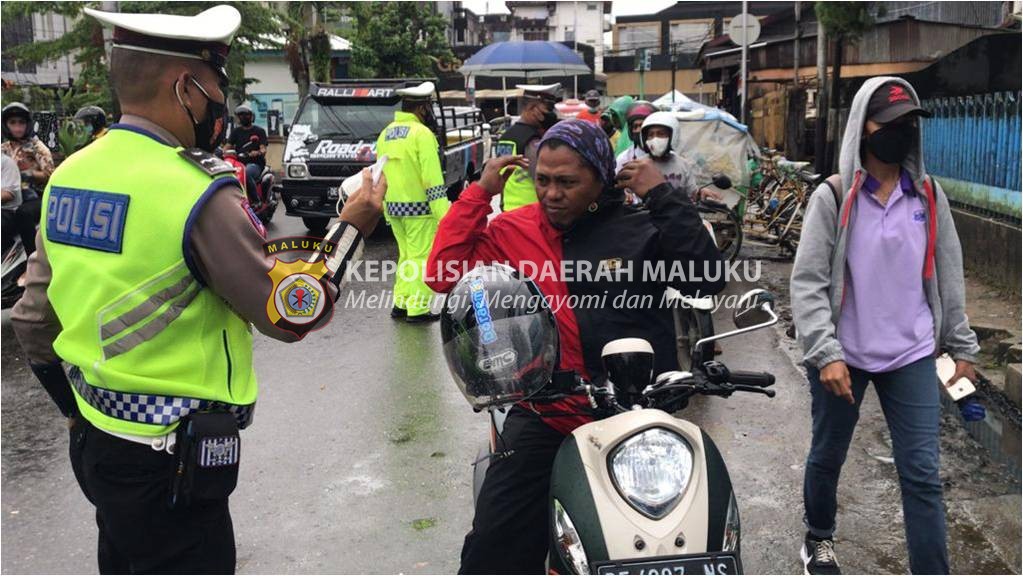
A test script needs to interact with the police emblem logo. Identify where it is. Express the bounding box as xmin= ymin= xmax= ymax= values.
xmin=199 ymin=436 xmax=240 ymax=468
xmin=266 ymin=258 xmax=331 ymax=329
